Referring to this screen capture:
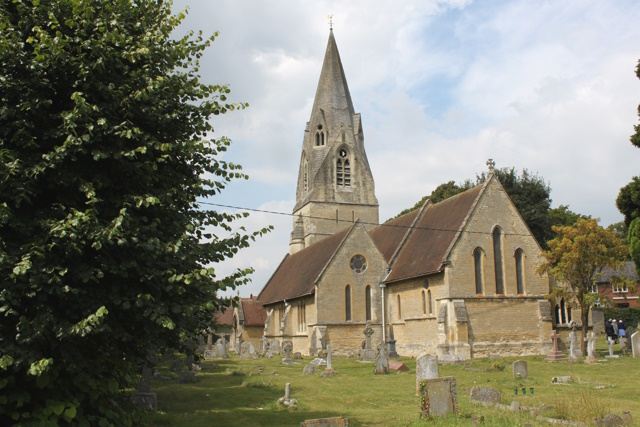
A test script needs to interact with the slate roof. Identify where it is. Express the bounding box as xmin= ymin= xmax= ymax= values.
xmin=385 ymin=185 xmax=484 ymax=283
xmin=596 ymin=261 xmax=639 ymax=283
xmin=257 ymin=227 xmax=351 ymax=305
xmin=214 ymin=305 xmax=234 ymax=326
xmin=370 ymin=210 xmax=419 ymax=262
xmin=240 ymin=297 xmax=268 ymax=326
